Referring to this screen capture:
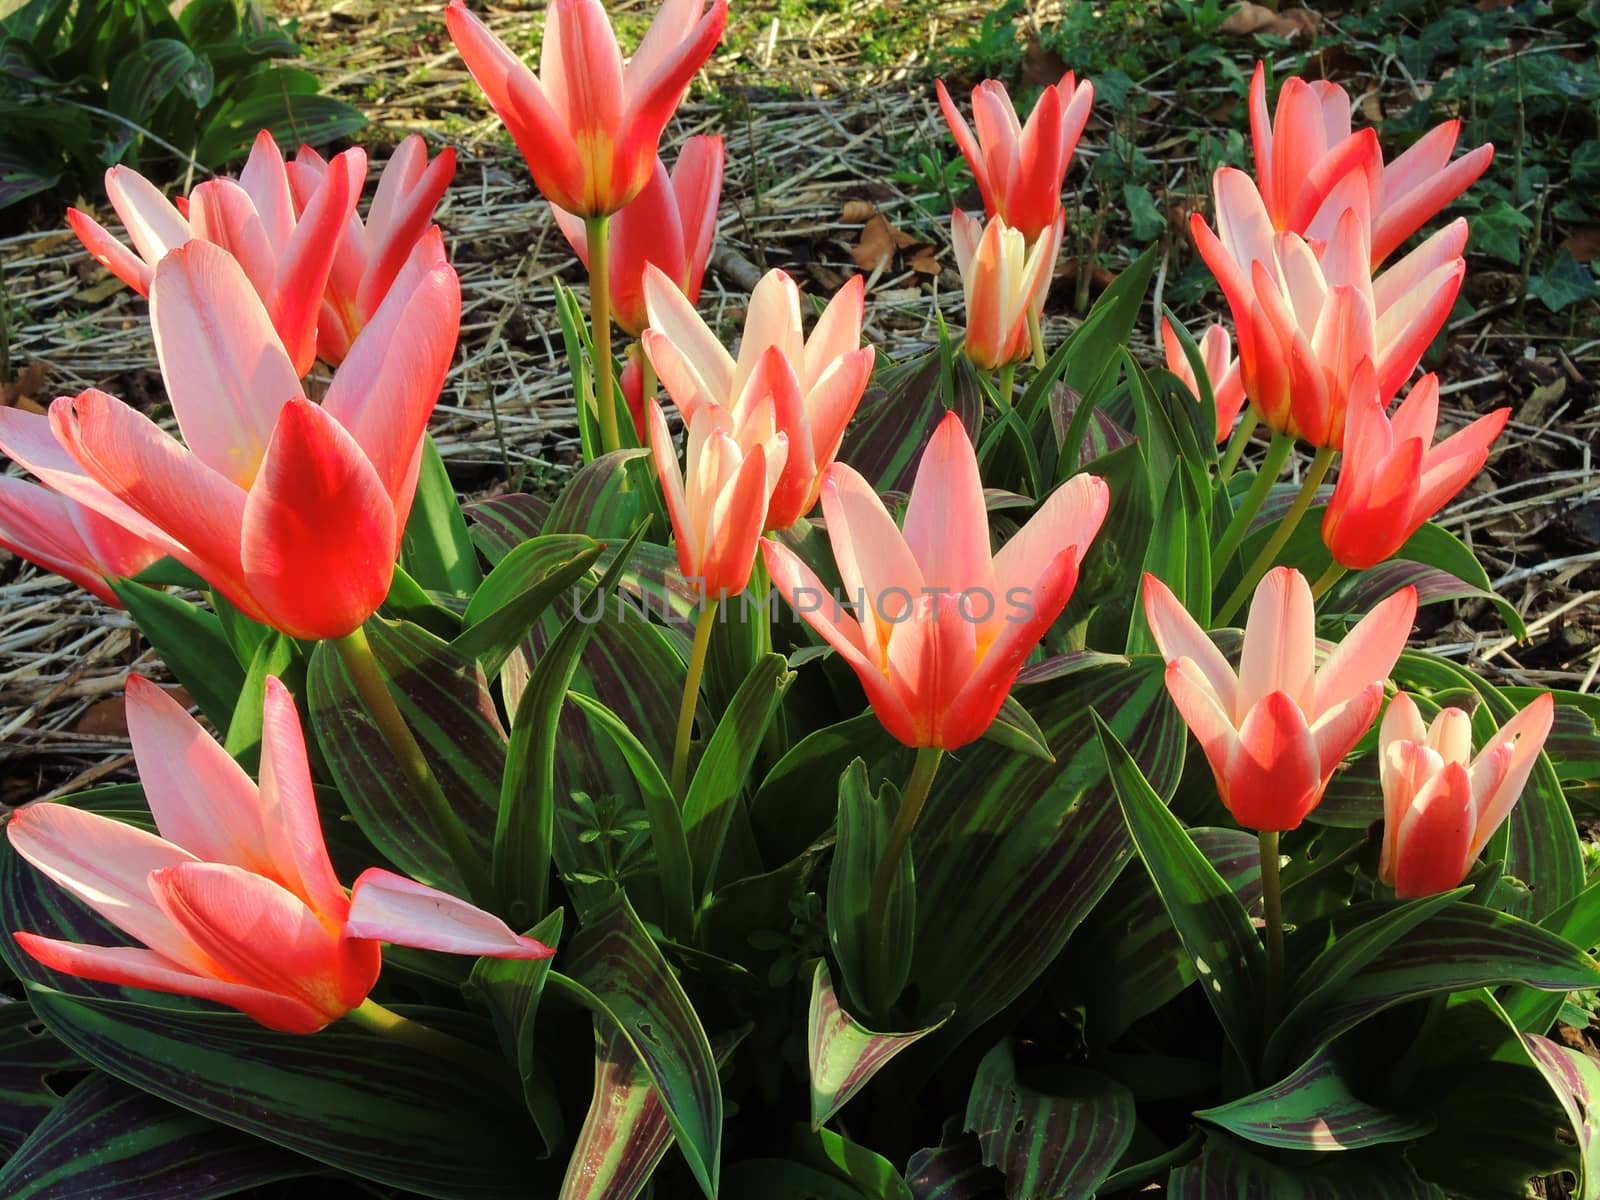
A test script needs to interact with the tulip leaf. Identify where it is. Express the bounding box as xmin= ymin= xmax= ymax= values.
xmin=544 ymin=448 xmax=658 ymax=541
xmin=787 ymin=1126 xmax=914 ymax=1200
xmin=108 ymin=578 xmax=244 ymax=731
xmin=1094 ymin=711 xmax=1265 ymax=1069
xmin=0 ymin=1071 xmax=312 ymax=1200
xmin=497 ymin=521 xmax=644 ymax=925
xmin=1328 ymin=559 xmax=1524 ymax=640
xmin=980 ymin=694 xmax=1055 ymax=762
xmin=1168 ymin=1134 xmax=1444 ymax=1199
xmin=964 ymin=1039 xmax=1135 ymax=1200
xmin=0 ymin=999 xmax=82 ymax=1152
xmin=838 ymin=347 xmax=984 ymax=494
xmin=555 ymin=892 xmax=723 ymax=1199
xmin=222 ymin=630 xmax=299 ymax=770
xmin=401 ymin=433 xmax=483 ymax=598
xmin=1129 ymin=457 xmax=1211 ymax=653
xmin=1196 ymin=1045 xmax=1434 ymax=1151
xmin=808 ymin=960 xmax=951 ymax=1131
xmin=454 ymin=532 xmax=605 ymax=675
xmin=1503 ymin=873 xmax=1600 ymax=1033
xmin=467 ymin=492 xmax=553 ymax=563
xmin=721 ymin=1160 xmax=884 ymax=1200
xmin=308 ymin=616 xmax=502 ymax=890
xmin=905 ymin=1119 xmax=1004 ymax=1200
xmin=827 ymin=759 xmax=915 ymax=1019
xmin=1523 ymin=1032 xmax=1600 ymax=1199
xmin=1056 ymin=441 xmax=1153 ymax=651
xmin=1122 ymin=352 xmax=1210 ymax=502
xmin=909 ymin=657 xmax=1182 ymax=1056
